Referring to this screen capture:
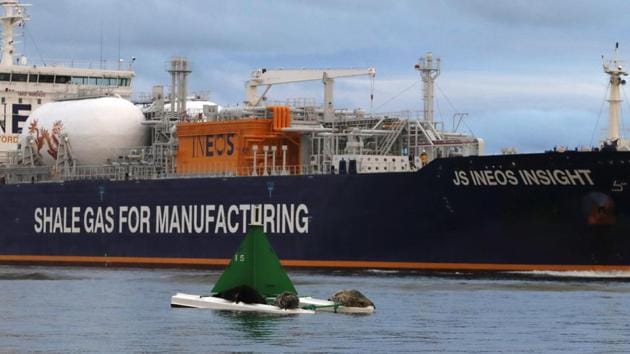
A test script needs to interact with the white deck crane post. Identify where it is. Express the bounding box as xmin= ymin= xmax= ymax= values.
xmin=244 ymin=67 xmax=376 ymax=121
